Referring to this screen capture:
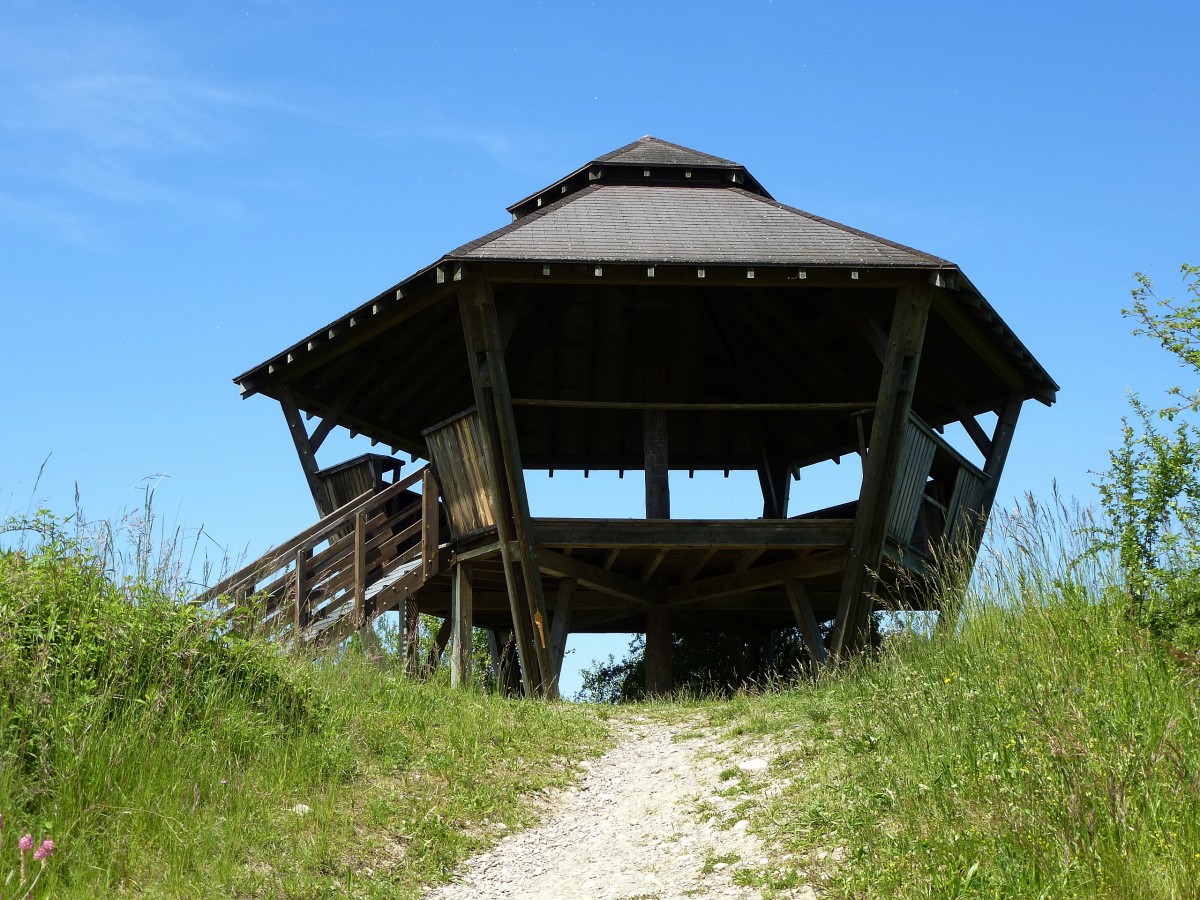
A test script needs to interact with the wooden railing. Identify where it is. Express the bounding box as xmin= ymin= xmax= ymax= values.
xmin=195 ymin=465 xmax=442 ymax=647
xmin=886 ymin=415 xmax=989 ymax=565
